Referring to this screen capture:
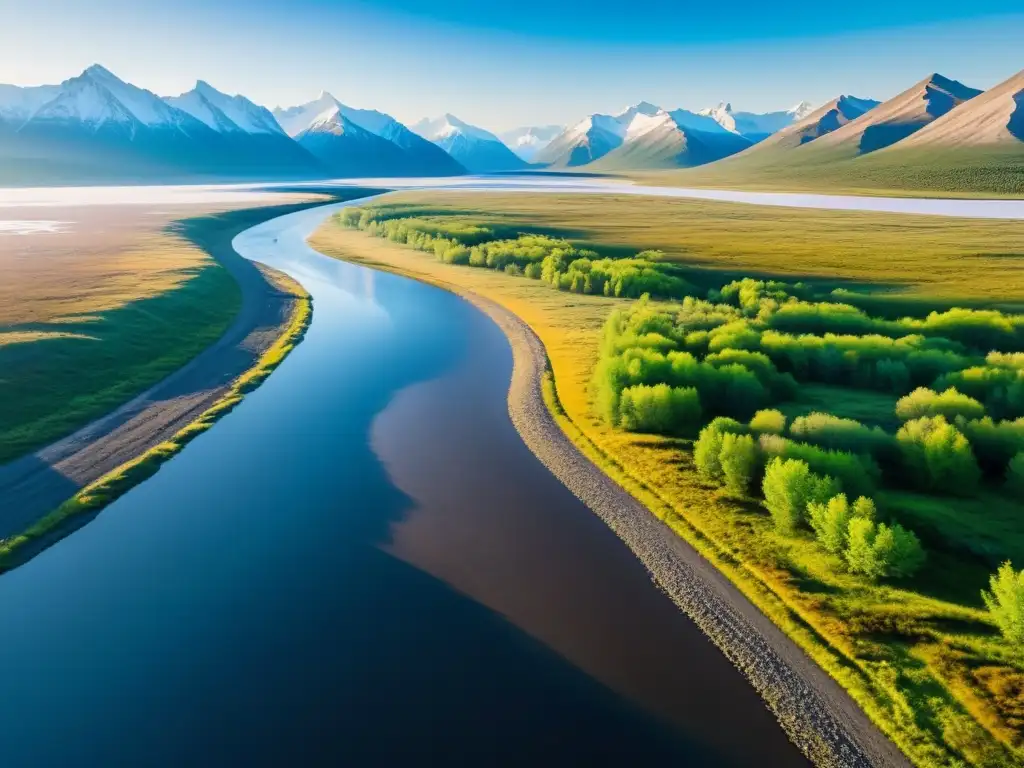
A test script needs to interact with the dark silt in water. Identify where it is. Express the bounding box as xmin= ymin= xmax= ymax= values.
xmin=0 ymin=205 xmax=807 ymax=766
